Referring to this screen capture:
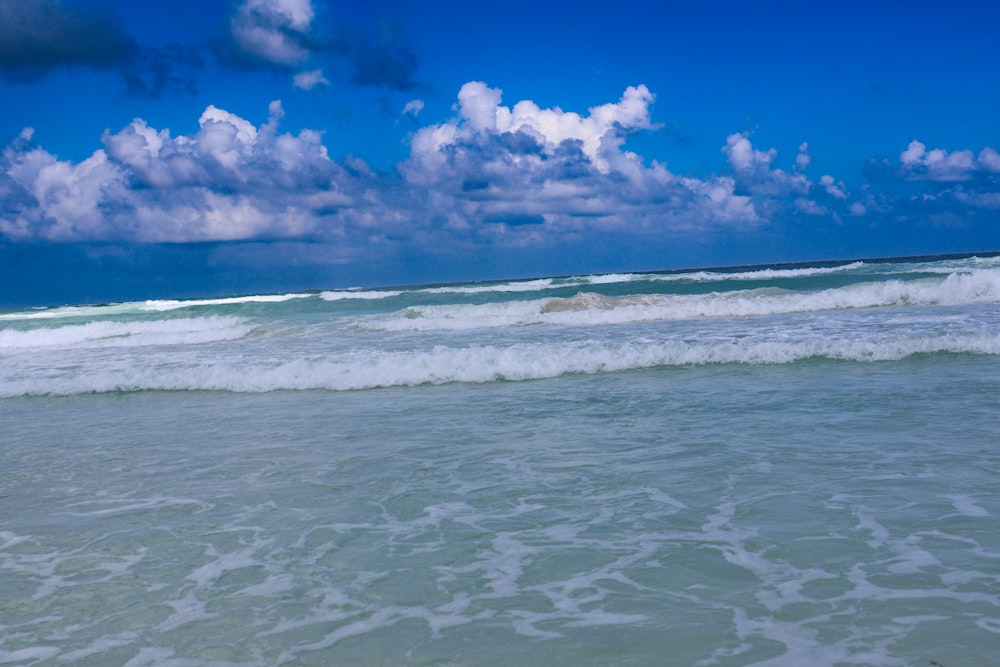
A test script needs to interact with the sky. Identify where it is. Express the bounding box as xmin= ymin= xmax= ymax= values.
xmin=1 ymin=0 xmax=999 ymax=306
